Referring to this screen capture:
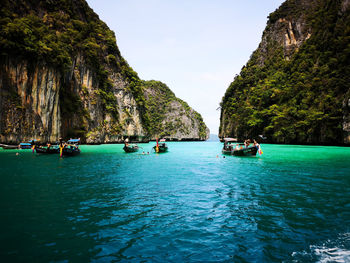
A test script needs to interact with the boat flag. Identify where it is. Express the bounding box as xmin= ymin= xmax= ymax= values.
xmin=59 ymin=145 xmax=63 ymax=157
xmin=32 ymin=145 xmax=35 ymax=153
xmin=156 ymin=138 xmax=159 ymax=153
xmin=258 ymin=145 xmax=263 ymax=155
